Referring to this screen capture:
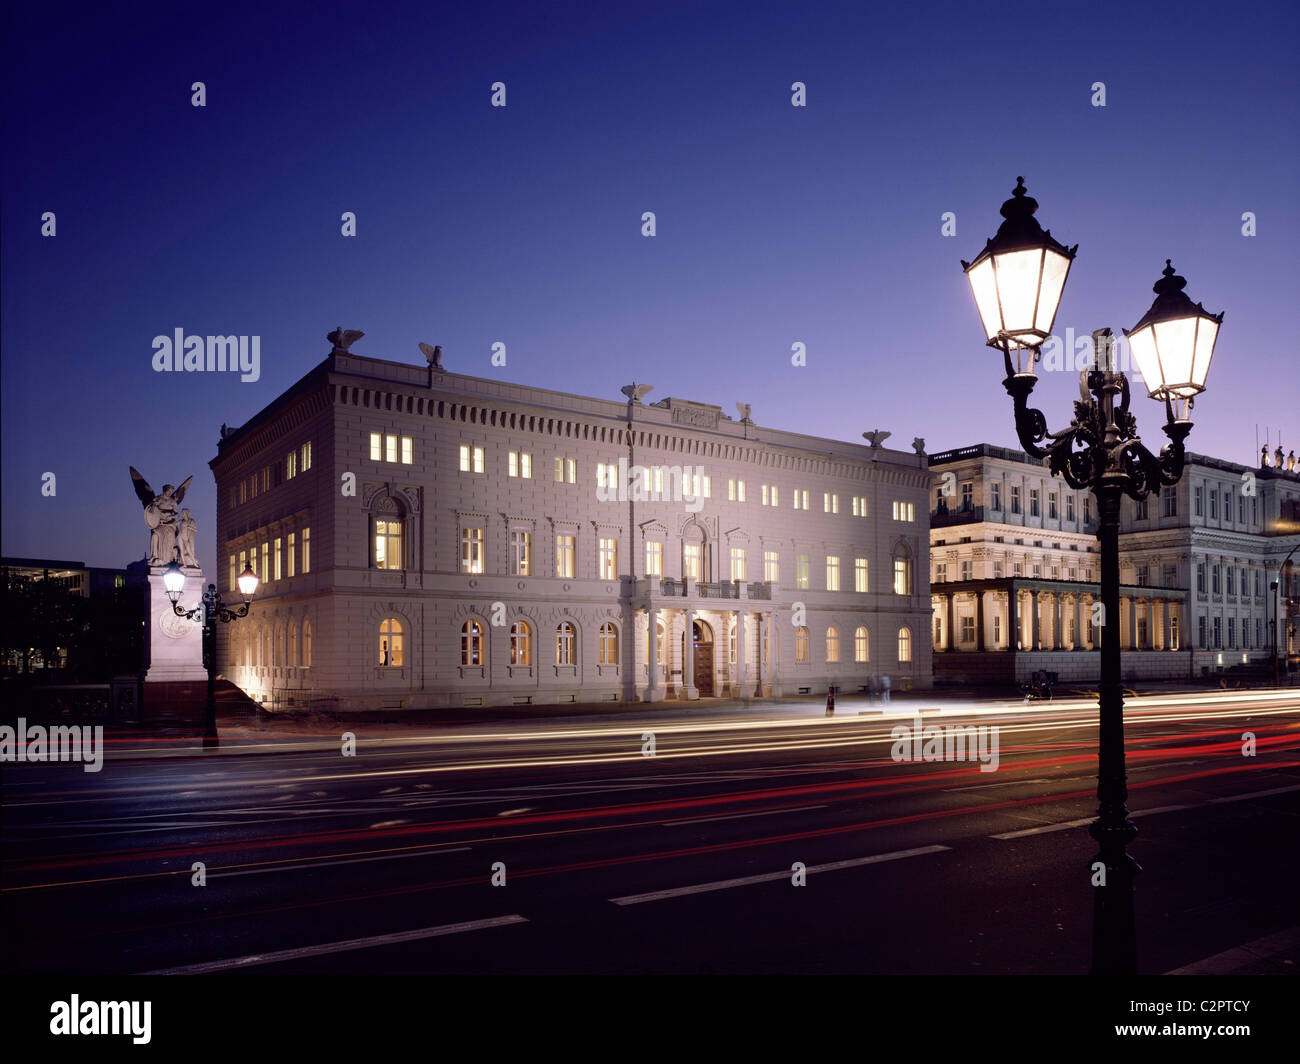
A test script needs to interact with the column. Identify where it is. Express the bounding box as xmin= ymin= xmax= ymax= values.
xmin=1053 ymin=592 xmax=1063 ymax=651
xmin=769 ymin=610 xmax=783 ymax=696
xmin=646 ymin=608 xmax=662 ymax=700
xmin=1008 ymin=589 xmax=1019 ymax=651
xmin=735 ymin=610 xmax=747 ymax=698
xmin=1128 ymin=595 xmax=1137 ymax=650
xmin=1031 ymin=589 xmax=1041 ymax=651
xmin=1074 ymin=594 xmax=1083 ymax=650
xmin=975 ymin=591 xmax=985 ymax=651
xmin=946 ymin=593 xmax=956 ymax=651
xmin=684 ymin=608 xmax=698 ymax=699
